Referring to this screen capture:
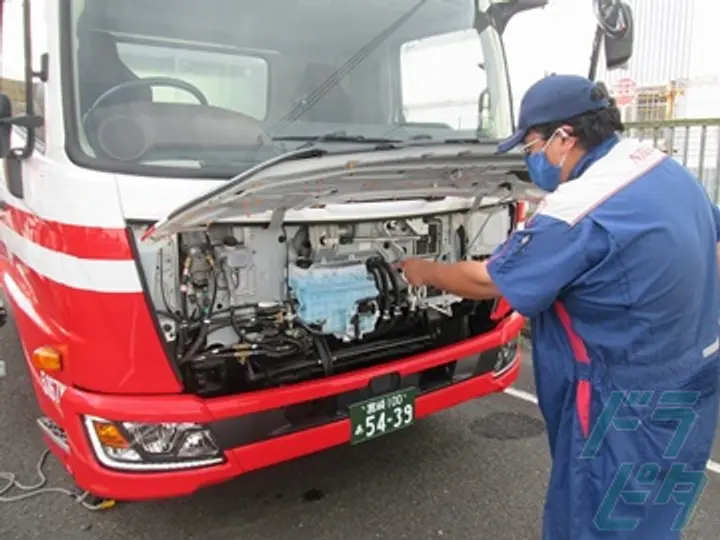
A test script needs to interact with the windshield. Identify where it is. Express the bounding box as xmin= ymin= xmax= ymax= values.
xmin=63 ymin=0 xmax=513 ymax=177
